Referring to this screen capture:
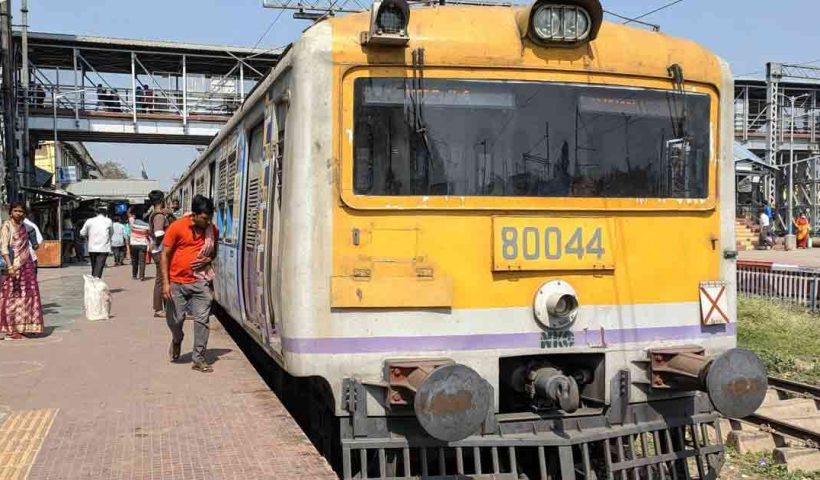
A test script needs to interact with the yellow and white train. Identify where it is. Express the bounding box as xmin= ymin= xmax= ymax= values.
xmin=170 ymin=1 xmax=766 ymax=478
